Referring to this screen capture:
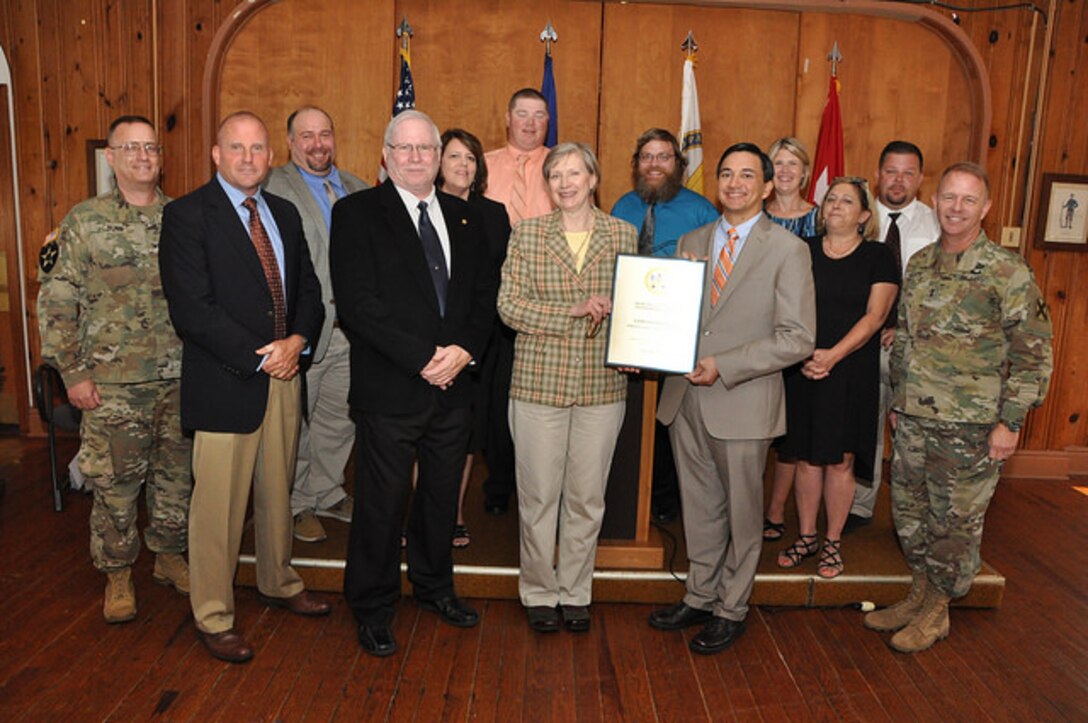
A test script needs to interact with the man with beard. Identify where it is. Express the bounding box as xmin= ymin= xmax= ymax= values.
xmin=846 ymin=140 xmax=940 ymax=533
xmin=612 ymin=129 xmax=719 ymax=523
xmin=612 ymin=128 xmax=719 ymax=259
xmin=265 ymin=106 xmax=368 ymax=544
